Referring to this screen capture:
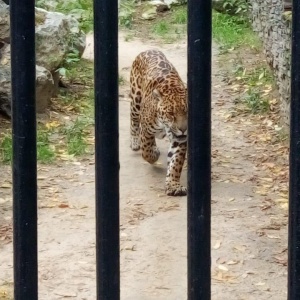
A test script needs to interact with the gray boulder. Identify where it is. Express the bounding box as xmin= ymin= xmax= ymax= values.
xmin=0 ymin=3 xmax=86 ymax=118
xmin=0 ymin=45 xmax=55 ymax=114
xmin=35 ymin=7 xmax=86 ymax=72
xmin=0 ymin=1 xmax=10 ymax=43
xmin=164 ymin=0 xmax=187 ymax=5
xmin=35 ymin=65 xmax=56 ymax=112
